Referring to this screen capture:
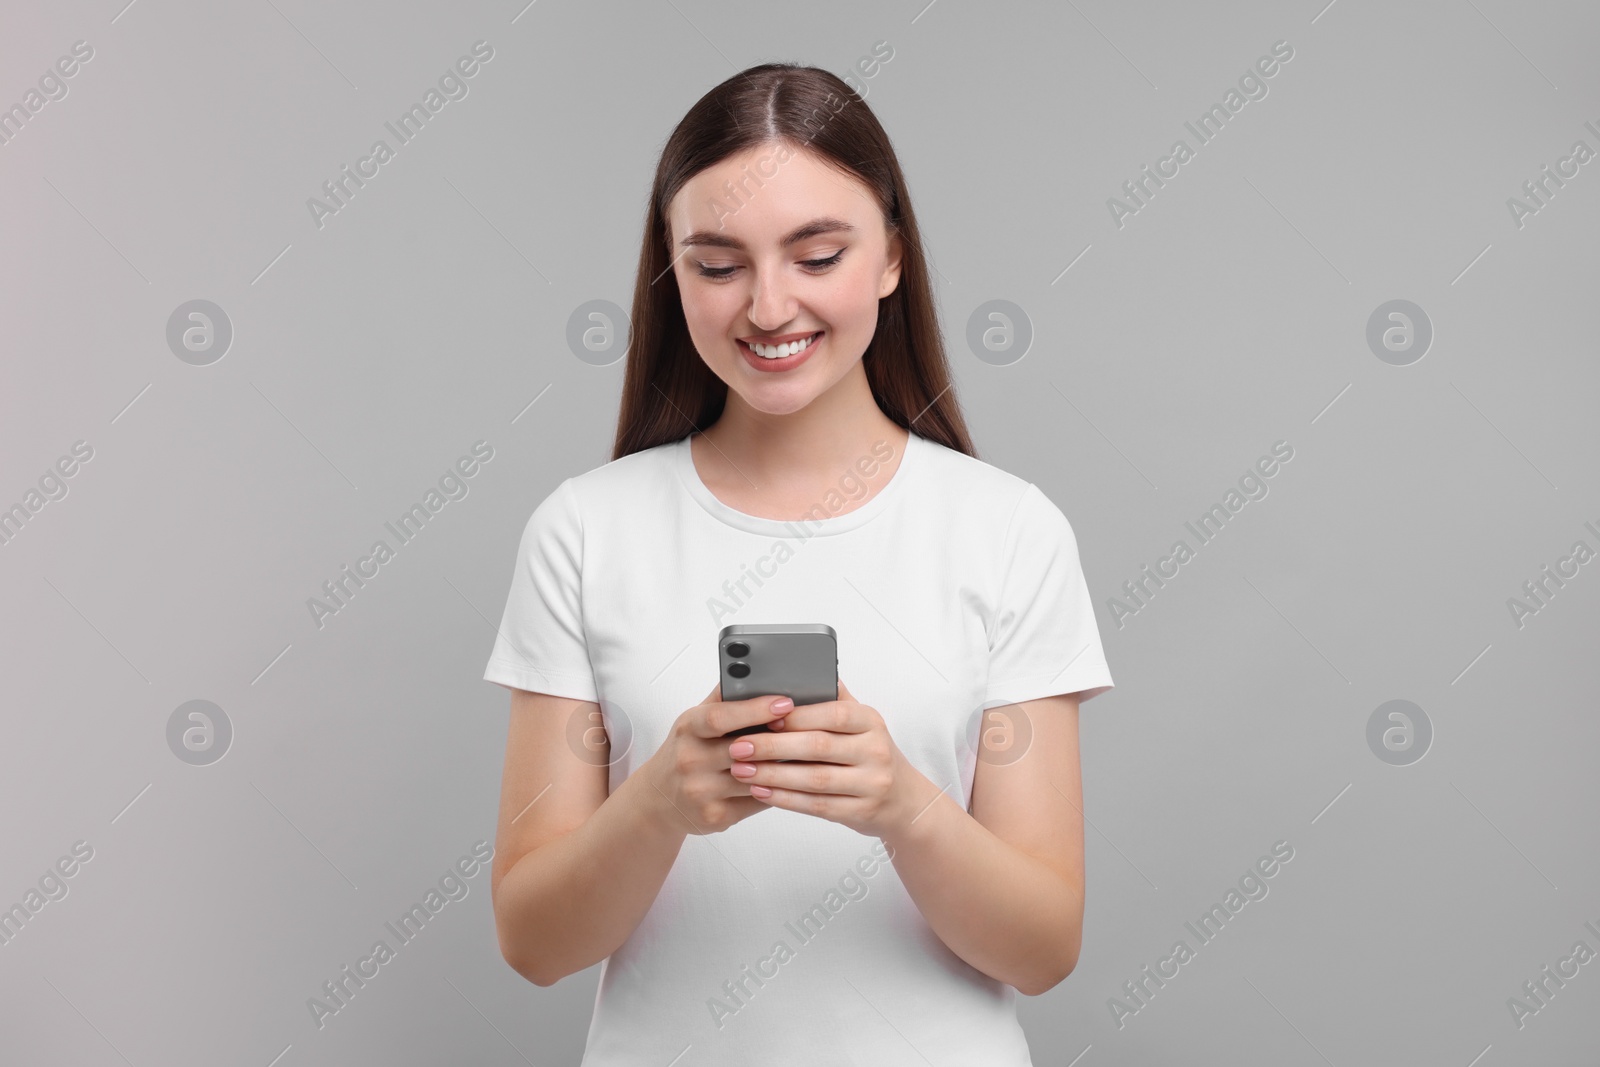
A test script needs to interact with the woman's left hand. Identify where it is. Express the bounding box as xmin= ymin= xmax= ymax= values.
xmin=726 ymin=679 xmax=935 ymax=839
